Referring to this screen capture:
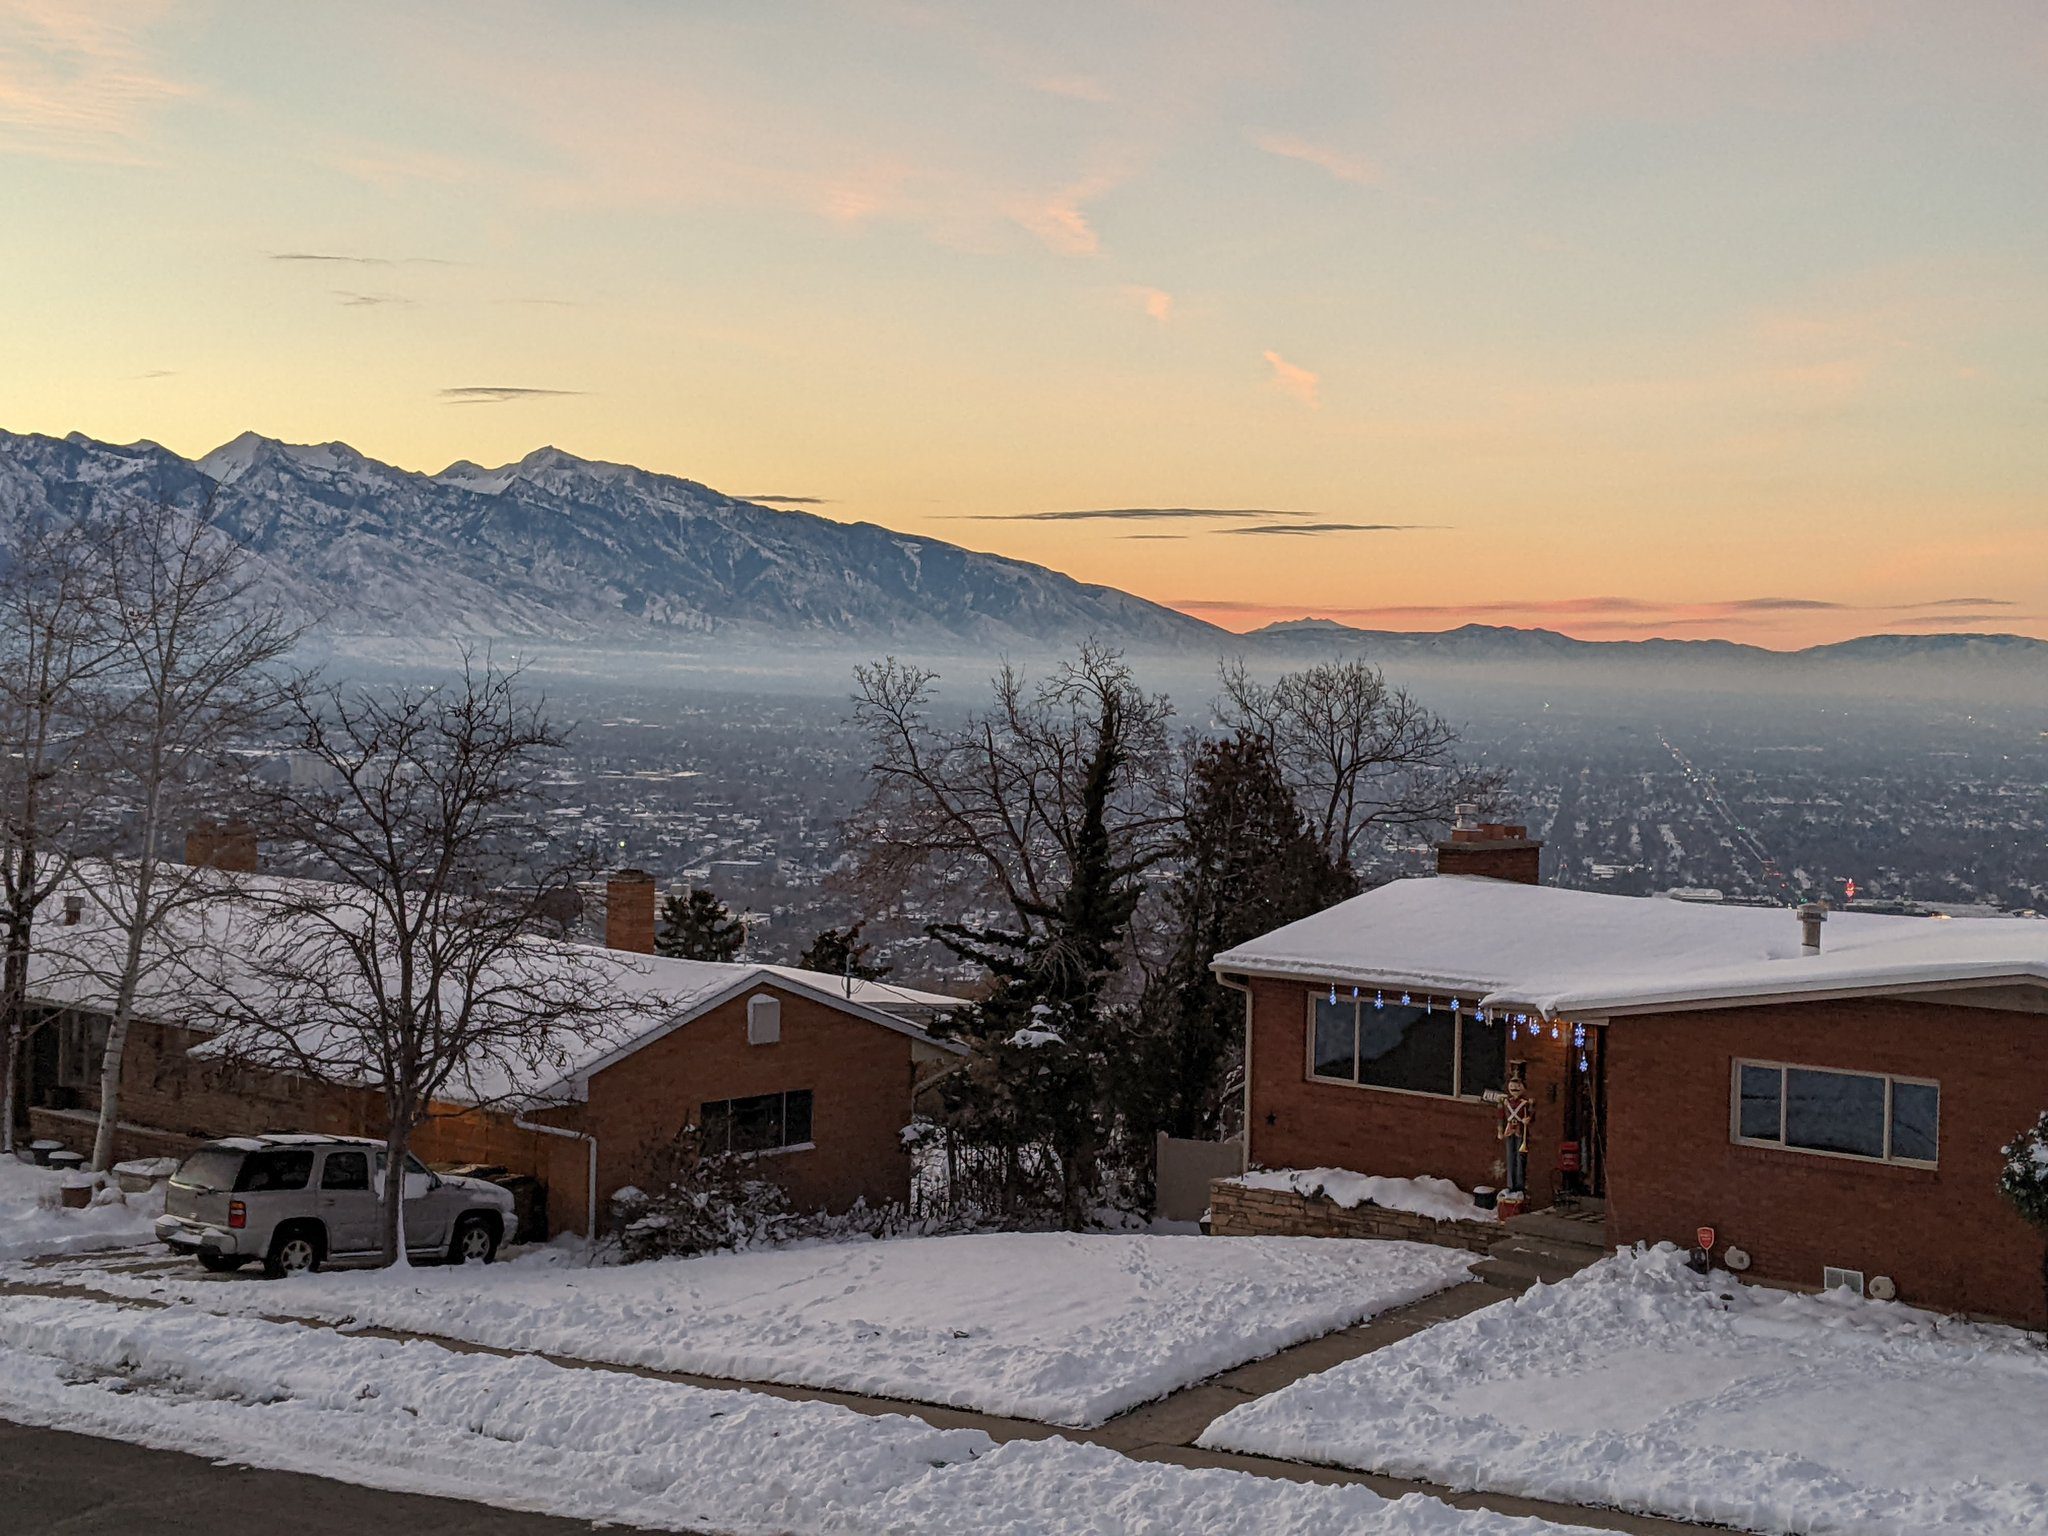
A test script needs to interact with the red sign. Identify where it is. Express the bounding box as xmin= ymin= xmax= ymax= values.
xmin=1696 ymin=1226 xmax=1716 ymax=1251
xmin=1557 ymin=1140 xmax=1582 ymax=1173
